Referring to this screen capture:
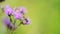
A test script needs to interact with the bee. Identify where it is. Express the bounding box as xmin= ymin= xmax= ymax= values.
xmin=0 ymin=0 xmax=5 ymax=2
